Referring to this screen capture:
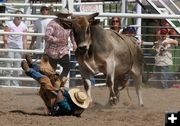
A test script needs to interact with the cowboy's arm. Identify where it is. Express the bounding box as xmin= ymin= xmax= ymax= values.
xmin=152 ymin=41 xmax=158 ymax=49
xmin=3 ymin=26 xmax=9 ymax=48
xmin=23 ymin=29 xmax=28 ymax=49
xmin=56 ymin=90 xmax=72 ymax=111
xmin=30 ymin=21 xmax=38 ymax=49
xmin=162 ymin=38 xmax=178 ymax=47
xmin=30 ymin=36 xmax=36 ymax=49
